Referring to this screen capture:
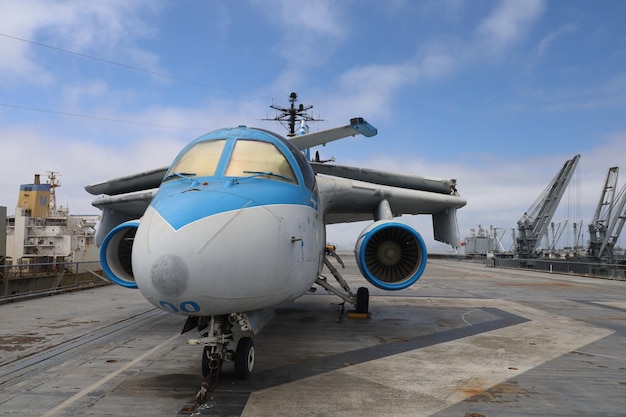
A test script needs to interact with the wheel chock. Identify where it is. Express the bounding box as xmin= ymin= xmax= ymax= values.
xmin=346 ymin=310 xmax=370 ymax=319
